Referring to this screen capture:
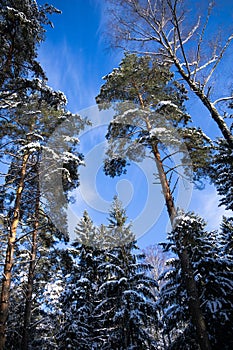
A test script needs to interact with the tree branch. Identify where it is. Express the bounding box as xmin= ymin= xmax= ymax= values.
xmin=203 ymin=33 xmax=233 ymax=88
xmin=213 ymin=96 xmax=233 ymax=106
